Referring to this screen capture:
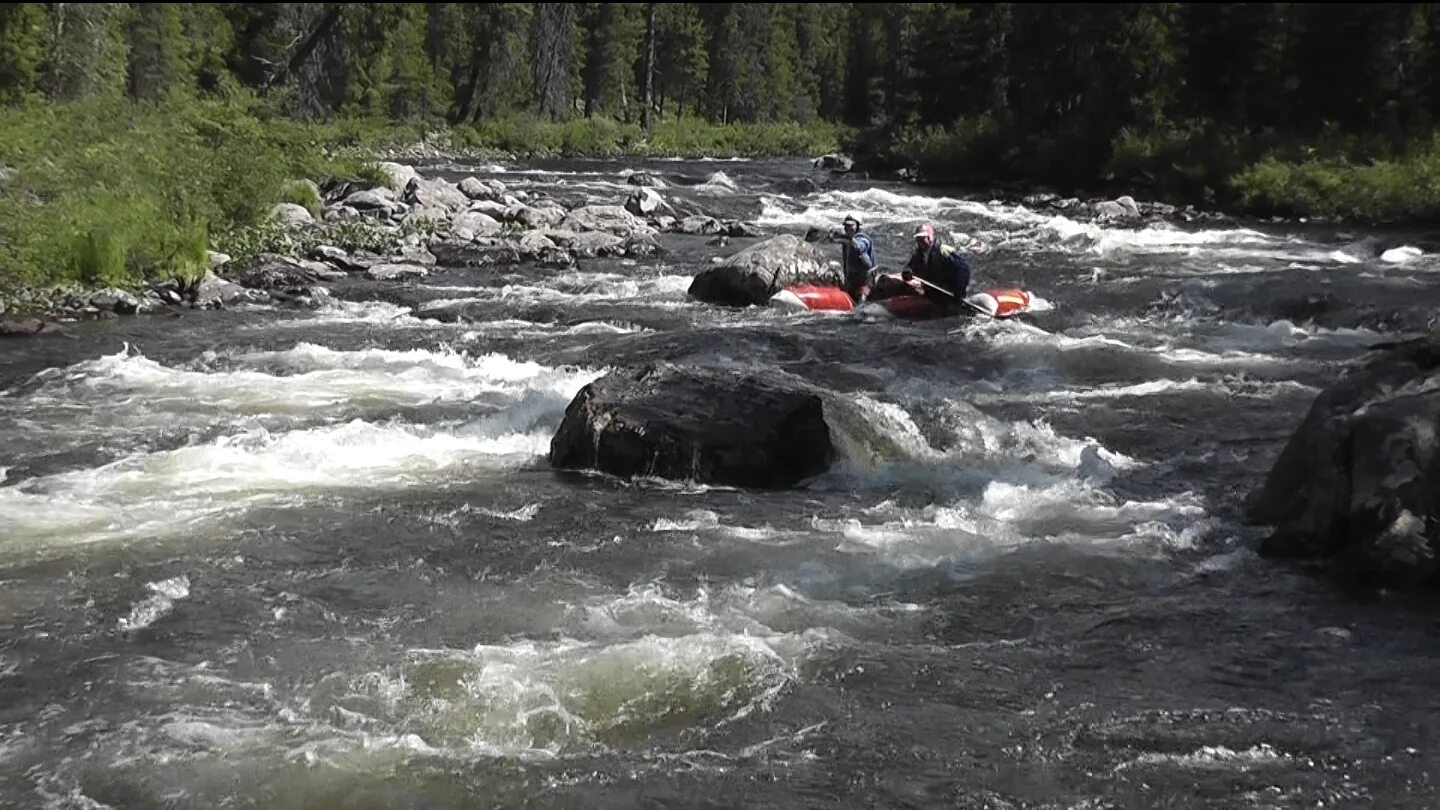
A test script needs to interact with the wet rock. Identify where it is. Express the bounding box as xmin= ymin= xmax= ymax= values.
xmin=191 ymin=271 xmax=249 ymax=309
xmin=429 ymin=241 xmax=523 ymax=268
xmin=295 ymin=259 xmax=347 ymax=281
xmin=229 ymin=254 xmax=329 ymax=289
xmin=451 ymin=210 xmax=502 ymax=240
xmin=344 ymin=188 xmax=404 ymax=215
xmin=459 ymin=176 xmax=507 ymax=201
xmin=624 ymin=187 xmax=670 ymax=218
xmin=560 ymin=205 xmax=655 ymax=238
xmin=0 ymin=318 xmax=62 ymax=337
xmin=467 ymin=200 xmax=510 ymax=220
xmin=323 ymin=204 xmax=361 ymax=223
xmin=548 ymin=364 xmax=836 ymax=489
xmin=722 ymin=220 xmax=762 ymax=238
xmin=812 ymin=152 xmax=854 ymax=172
xmin=624 ymin=234 xmax=663 ymax=258
xmin=687 ymin=234 xmax=839 ymax=307
xmin=626 ymin=171 xmax=665 ymax=188
xmin=1094 ymin=199 xmax=1141 ymax=221
xmin=89 ymin=287 xmax=140 ymax=315
xmin=506 ymin=203 xmax=565 ymax=230
xmin=376 ymin=161 xmax=420 ymax=193
xmin=569 ymin=231 xmax=627 ymax=258
xmin=405 ymin=177 xmax=468 ymax=212
xmin=138 ymin=290 xmax=170 ymax=313
xmin=365 ymin=263 xmax=429 ymax=281
xmin=676 ymin=215 xmax=722 ymax=236
xmin=1249 ymin=335 xmax=1440 ymax=590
